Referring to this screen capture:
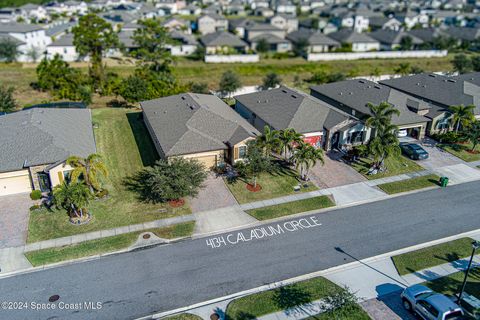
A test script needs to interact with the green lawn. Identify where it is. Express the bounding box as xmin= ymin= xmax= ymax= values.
xmin=145 ymin=221 xmax=195 ymax=239
xmin=425 ymin=268 xmax=480 ymax=300
xmin=351 ymin=156 xmax=424 ymax=180
xmin=439 ymin=143 xmax=480 ymax=162
xmin=25 ymin=232 xmax=140 ymax=267
xmin=304 ymin=305 xmax=371 ymax=320
xmin=391 ymin=237 xmax=476 ymax=275
xmin=224 ymin=166 xmax=317 ymax=204
xmin=163 ymin=314 xmax=203 ymax=320
xmin=27 ymin=108 xmax=191 ymax=243
xmin=246 ymin=196 xmax=334 ymax=220
xmin=225 ymin=277 xmax=369 ymax=319
xmin=377 ymin=174 xmax=440 ymax=194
